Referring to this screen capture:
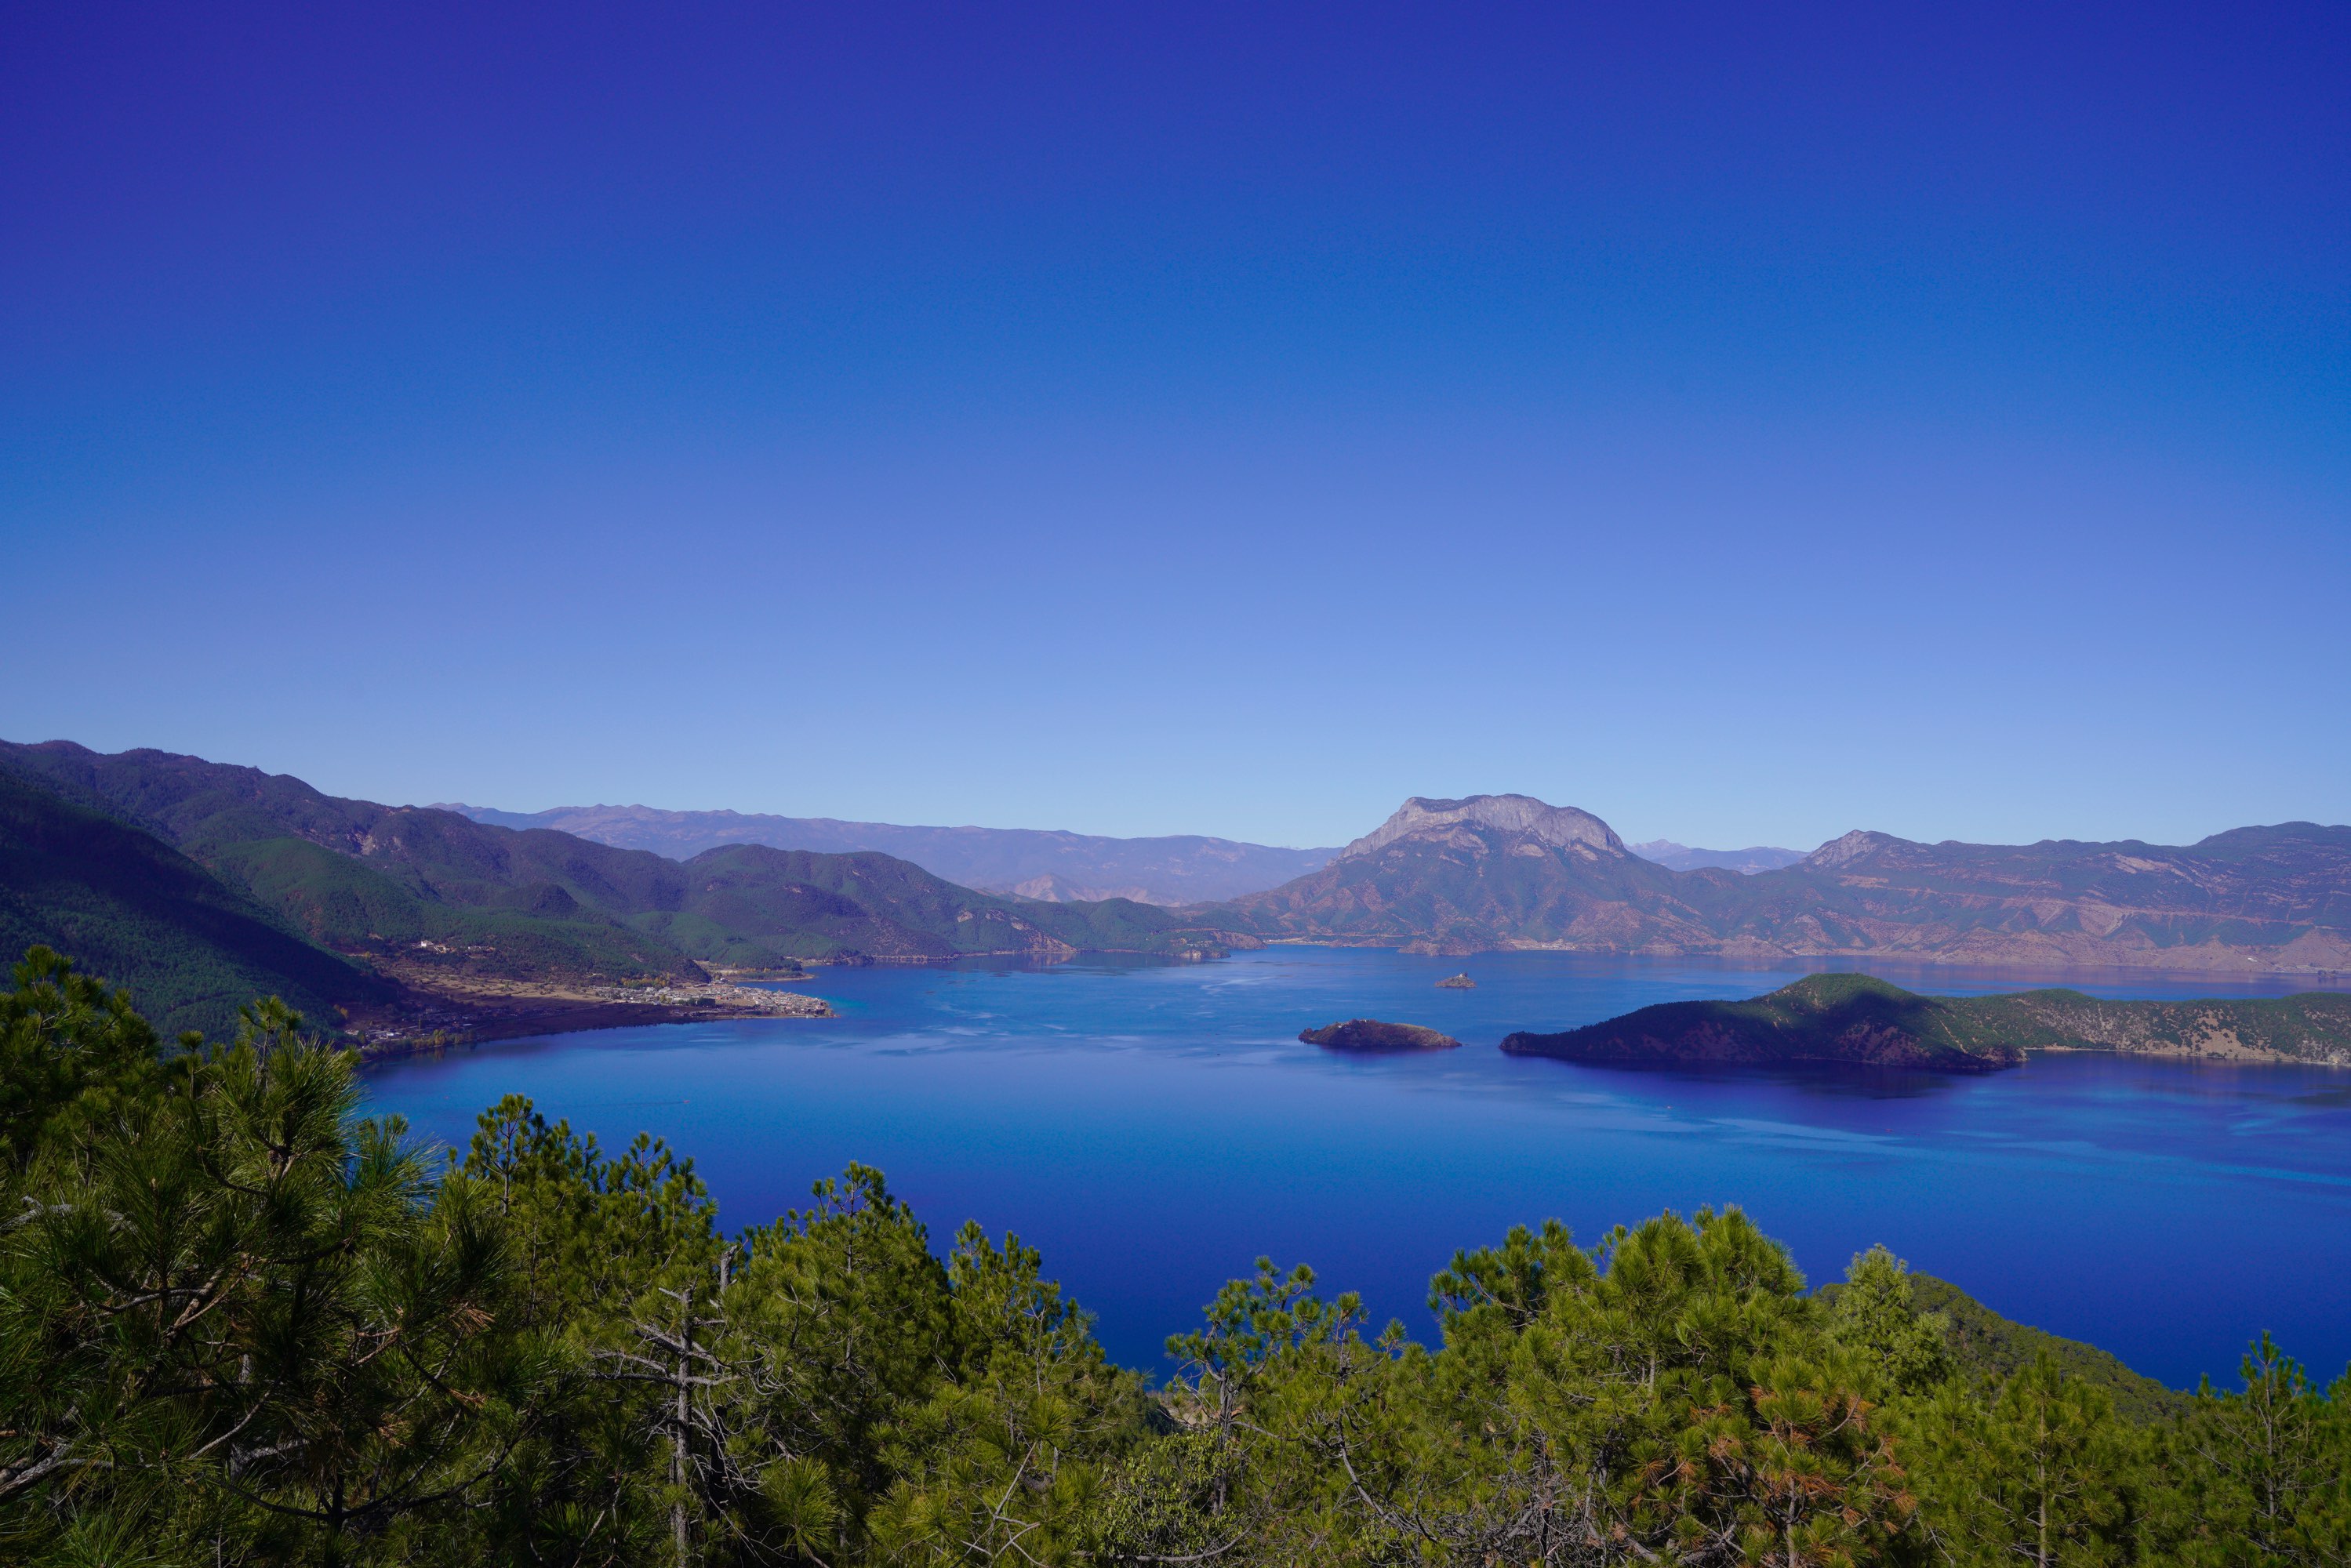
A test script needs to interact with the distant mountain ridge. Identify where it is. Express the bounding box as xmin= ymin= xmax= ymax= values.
xmin=1629 ymin=839 xmax=1806 ymax=874
xmin=1215 ymin=793 xmax=2351 ymax=975
xmin=441 ymin=802 xmax=1335 ymax=906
